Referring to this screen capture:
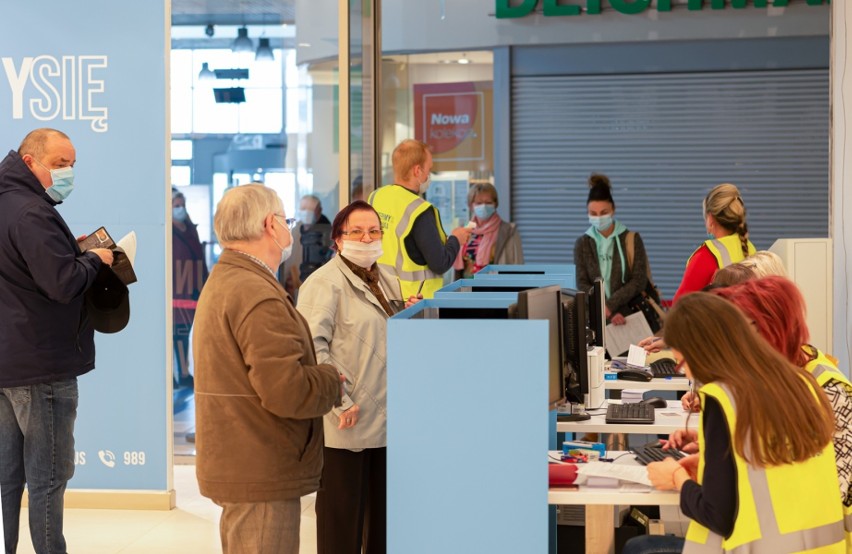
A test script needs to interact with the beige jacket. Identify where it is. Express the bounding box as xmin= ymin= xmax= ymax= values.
xmin=297 ymin=255 xmax=402 ymax=450
xmin=193 ymin=250 xmax=340 ymax=503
